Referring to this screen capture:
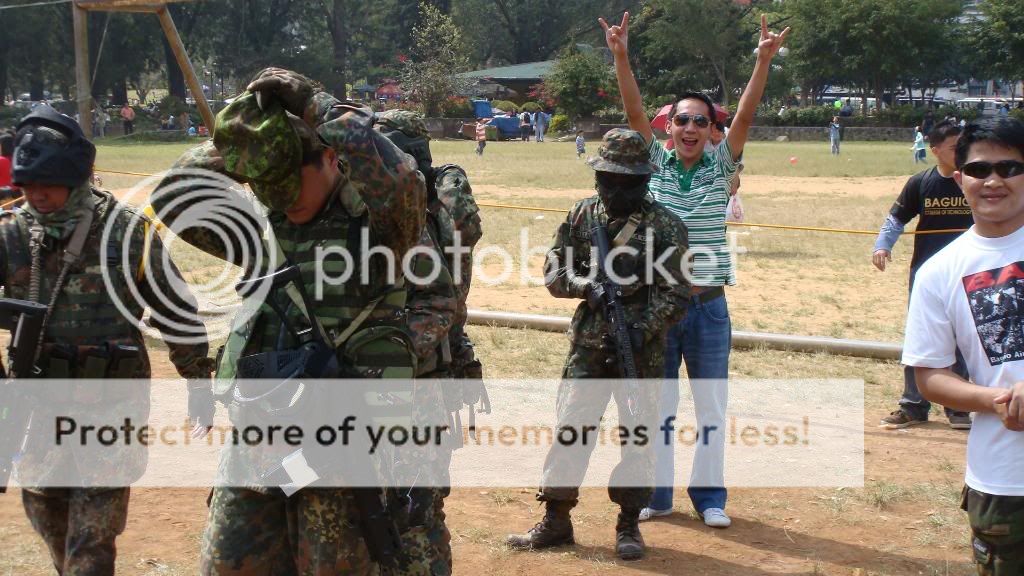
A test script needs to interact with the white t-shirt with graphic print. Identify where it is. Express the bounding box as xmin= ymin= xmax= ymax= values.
xmin=903 ymin=224 xmax=1024 ymax=496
